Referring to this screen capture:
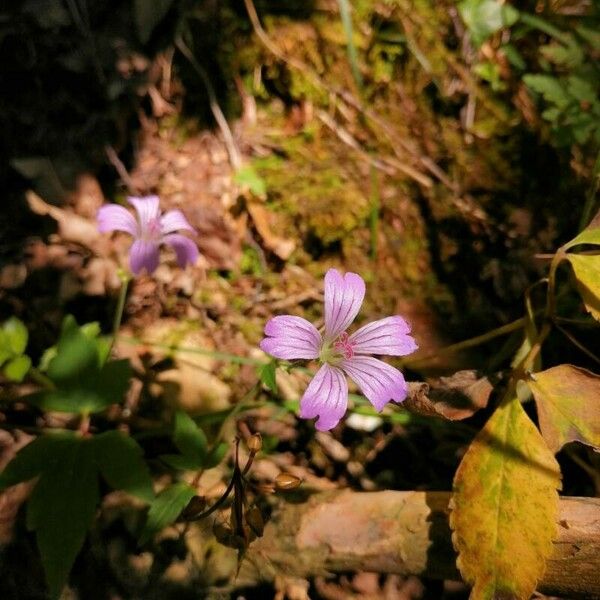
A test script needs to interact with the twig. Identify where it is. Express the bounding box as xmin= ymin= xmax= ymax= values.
xmin=105 ymin=146 xmax=140 ymax=195
xmin=175 ymin=37 xmax=242 ymax=171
